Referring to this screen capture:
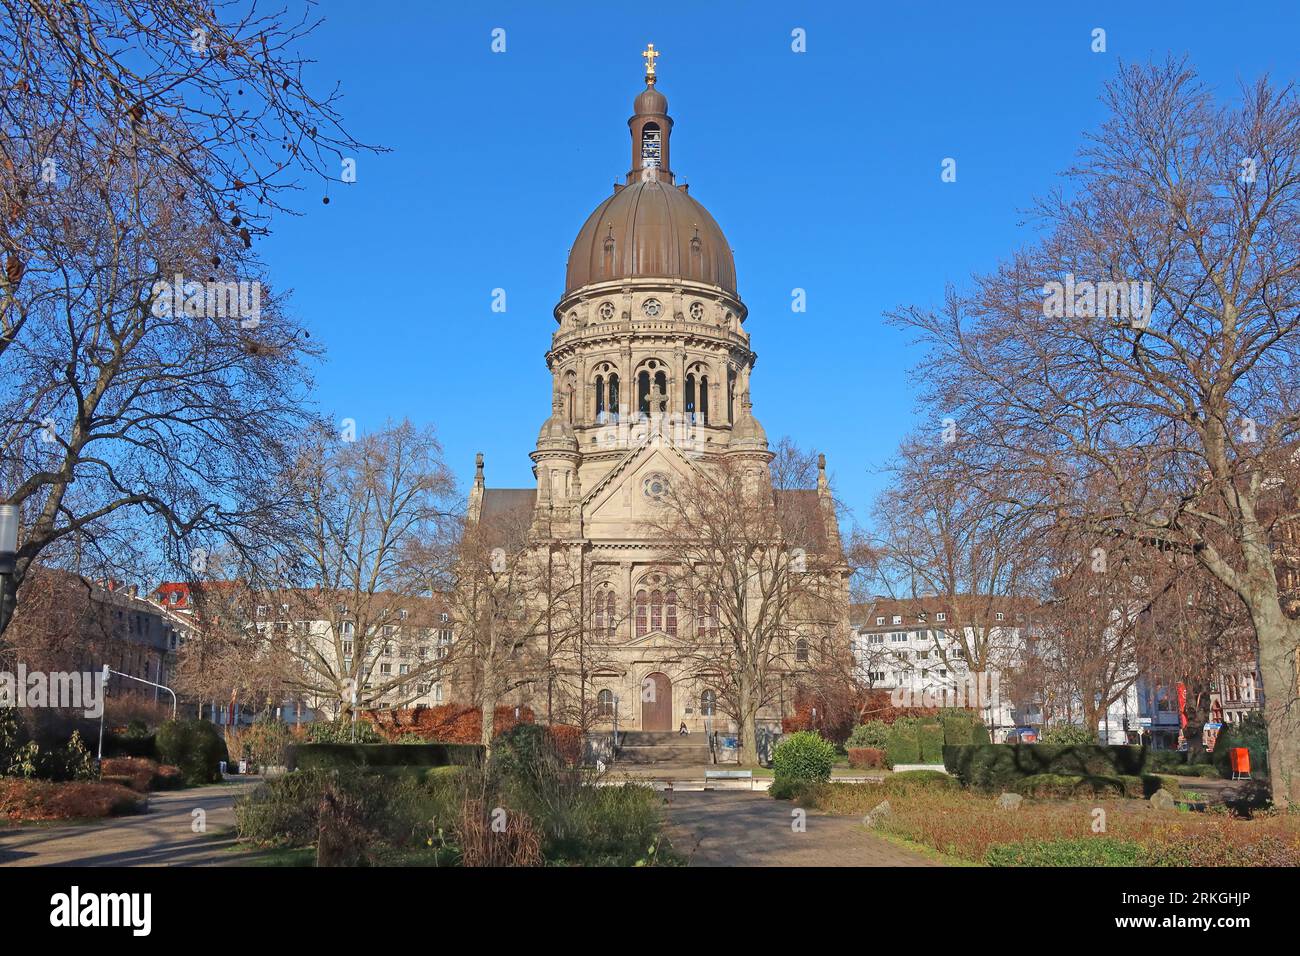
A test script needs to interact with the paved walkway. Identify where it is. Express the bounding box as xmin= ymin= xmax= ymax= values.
xmin=0 ymin=779 xmax=259 ymax=867
xmin=665 ymin=791 xmax=941 ymax=866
